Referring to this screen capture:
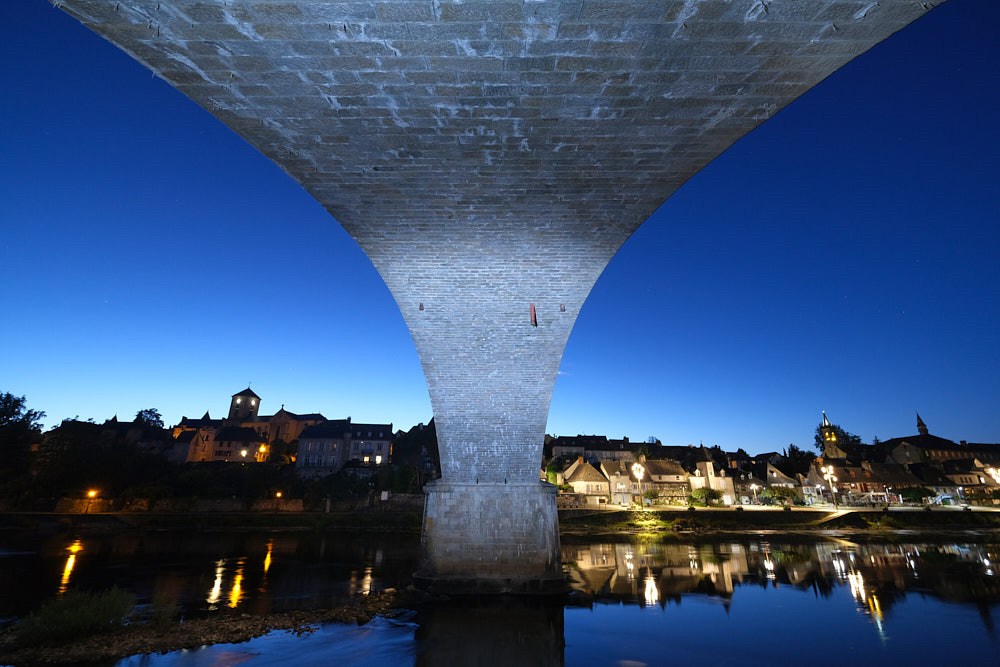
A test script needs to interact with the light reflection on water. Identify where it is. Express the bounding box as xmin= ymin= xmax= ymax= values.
xmin=3 ymin=533 xmax=1000 ymax=665
xmin=57 ymin=539 xmax=83 ymax=596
